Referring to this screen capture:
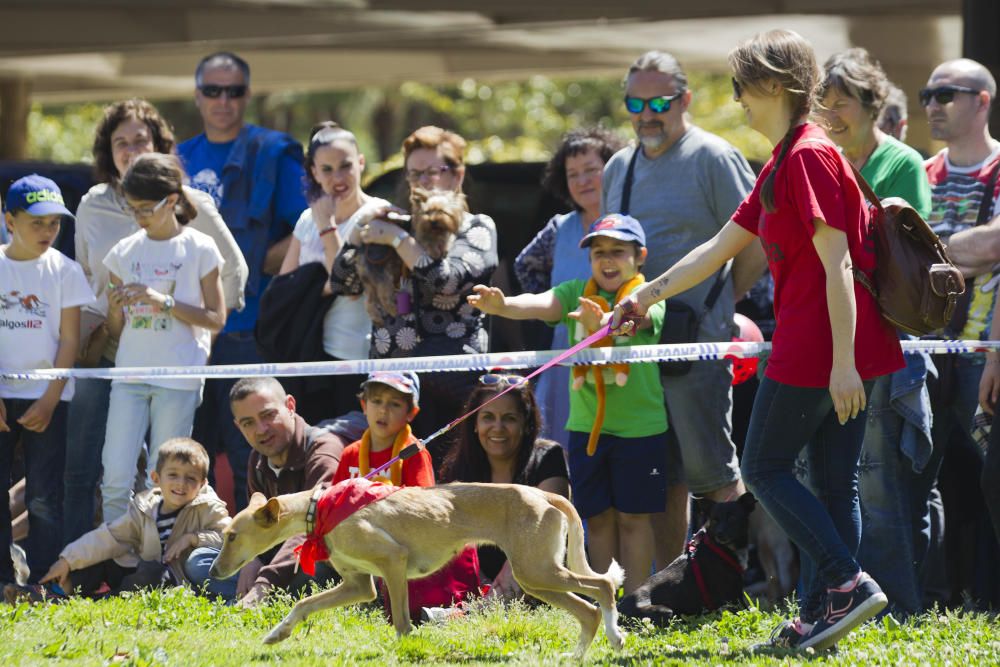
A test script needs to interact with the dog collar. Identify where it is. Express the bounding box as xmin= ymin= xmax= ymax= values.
xmin=305 ymin=483 xmax=327 ymax=537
